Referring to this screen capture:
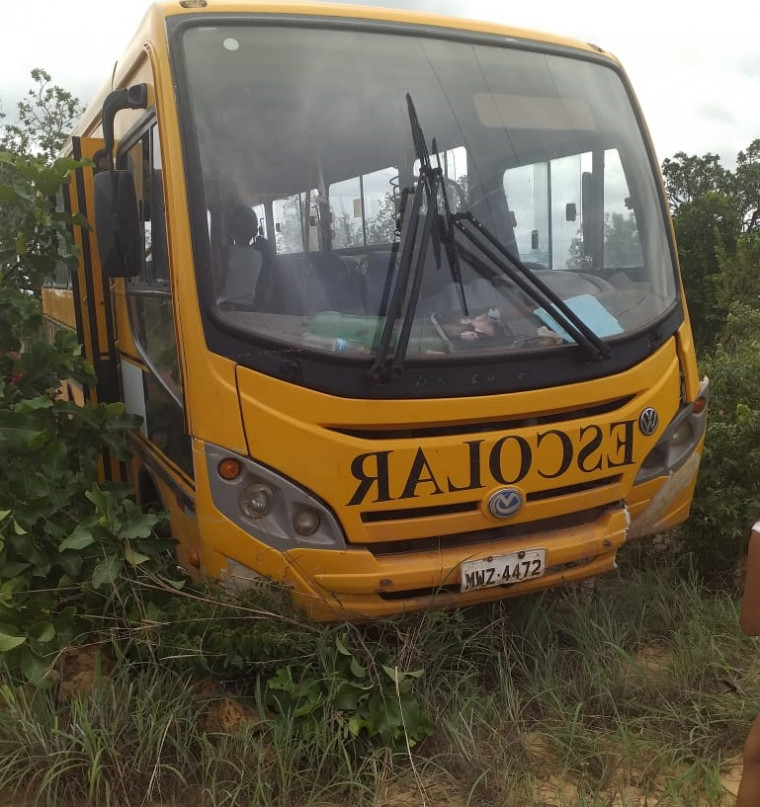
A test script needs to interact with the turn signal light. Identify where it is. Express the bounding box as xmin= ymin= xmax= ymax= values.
xmin=218 ymin=458 xmax=241 ymax=480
